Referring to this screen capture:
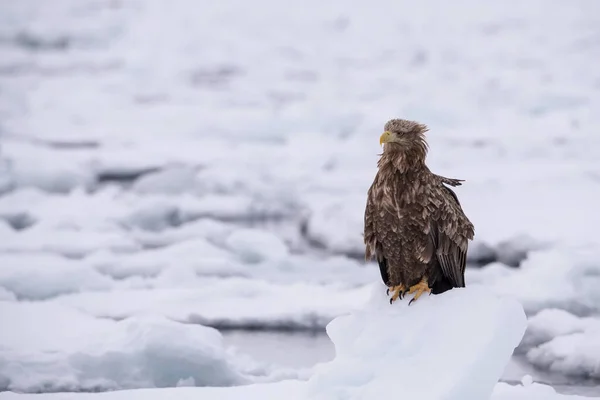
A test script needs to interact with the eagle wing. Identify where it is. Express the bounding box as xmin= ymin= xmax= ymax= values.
xmin=364 ymin=182 xmax=391 ymax=286
xmin=428 ymin=183 xmax=474 ymax=287
xmin=364 ymin=184 xmax=377 ymax=261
